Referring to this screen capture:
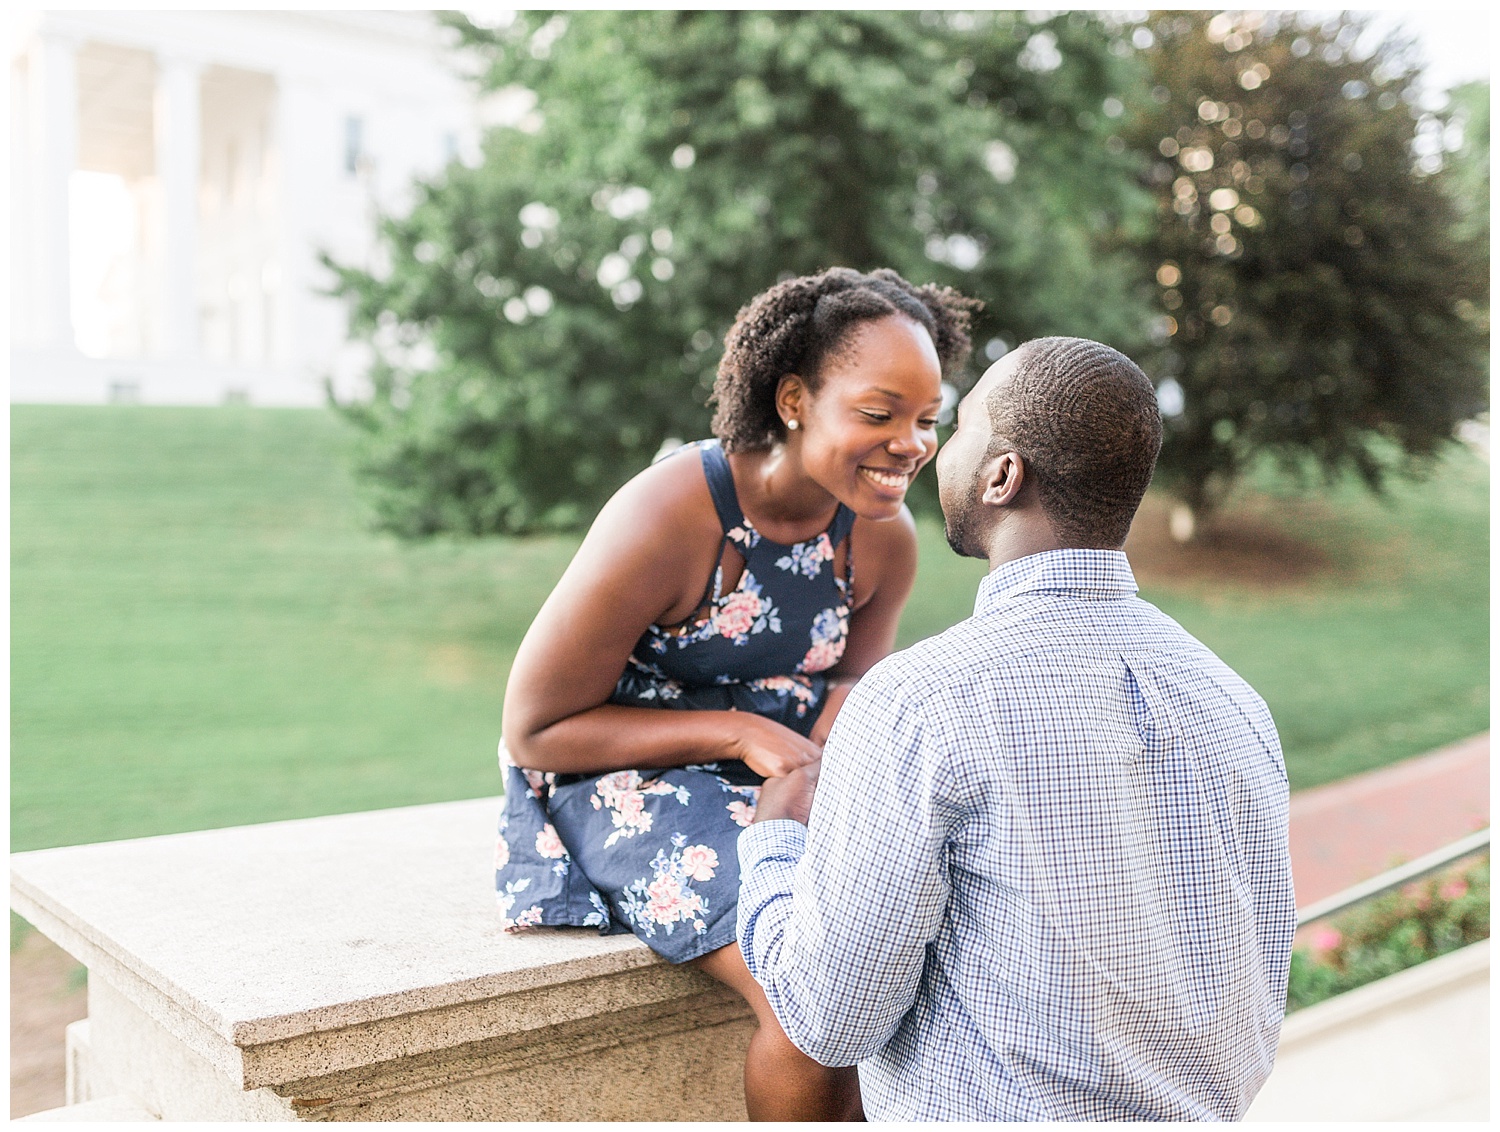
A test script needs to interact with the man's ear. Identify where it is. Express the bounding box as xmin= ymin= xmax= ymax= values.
xmin=980 ymin=451 xmax=1025 ymax=508
xmin=774 ymin=374 xmax=806 ymax=431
